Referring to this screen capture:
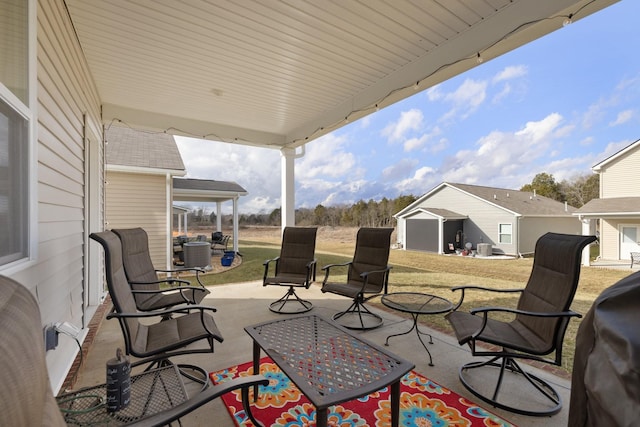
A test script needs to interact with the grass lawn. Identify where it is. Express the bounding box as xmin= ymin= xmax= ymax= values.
xmin=198 ymin=237 xmax=631 ymax=377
